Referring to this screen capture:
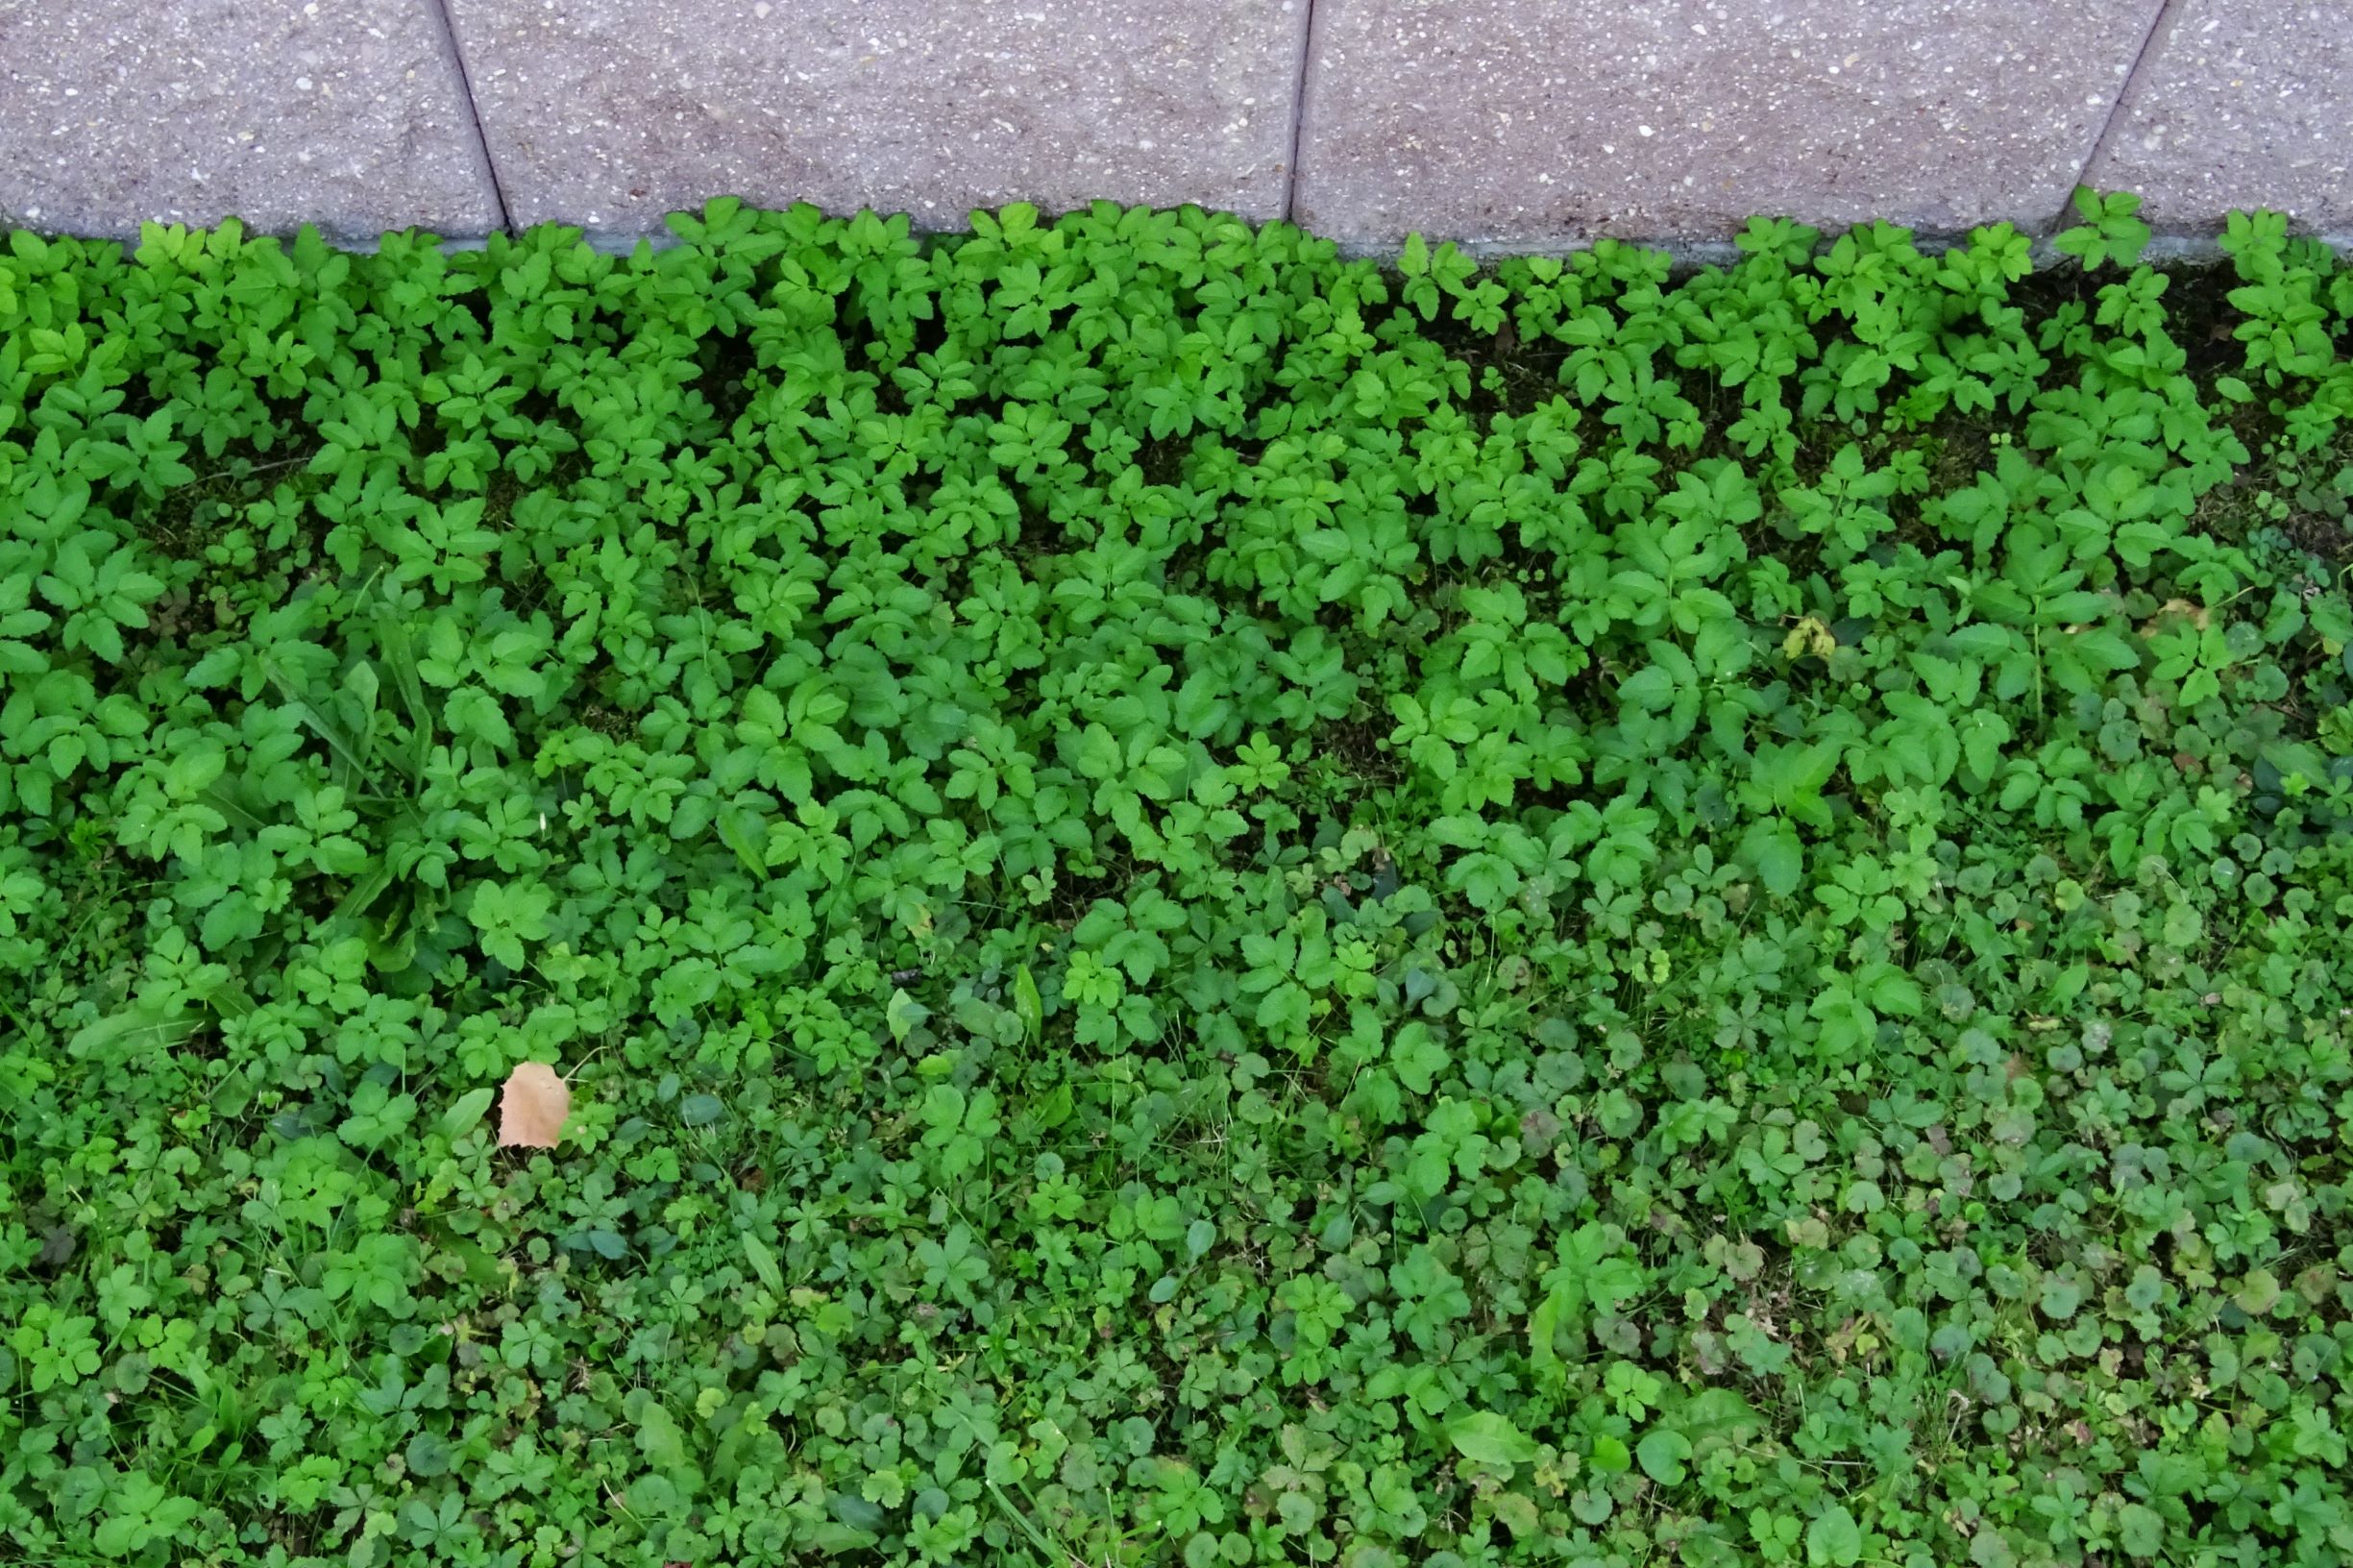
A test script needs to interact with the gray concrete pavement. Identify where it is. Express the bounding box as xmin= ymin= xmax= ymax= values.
xmin=0 ymin=0 xmax=502 ymax=244
xmin=1290 ymin=0 xmax=2165 ymax=249
xmin=2088 ymin=0 xmax=2353 ymax=233
xmin=439 ymin=0 xmax=1311 ymax=237
xmin=4 ymin=0 xmax=2349 ymax=253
